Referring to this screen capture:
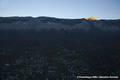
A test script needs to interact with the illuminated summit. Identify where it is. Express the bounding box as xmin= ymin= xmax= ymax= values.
xmin=85 ymin=16 xmax=97 ymax=20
